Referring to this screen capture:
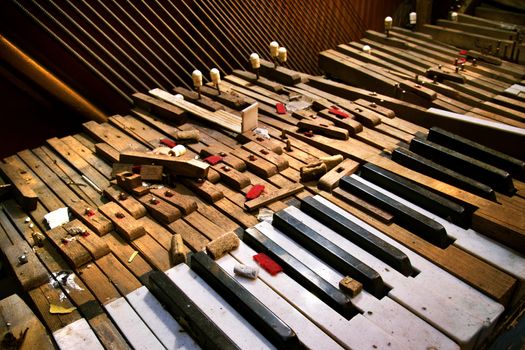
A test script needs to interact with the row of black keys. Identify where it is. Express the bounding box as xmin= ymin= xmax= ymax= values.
xmin=148 ymin=193 xmax=417 ymax=350
xmin=396 ymin=126 xmax=524 ymax=199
